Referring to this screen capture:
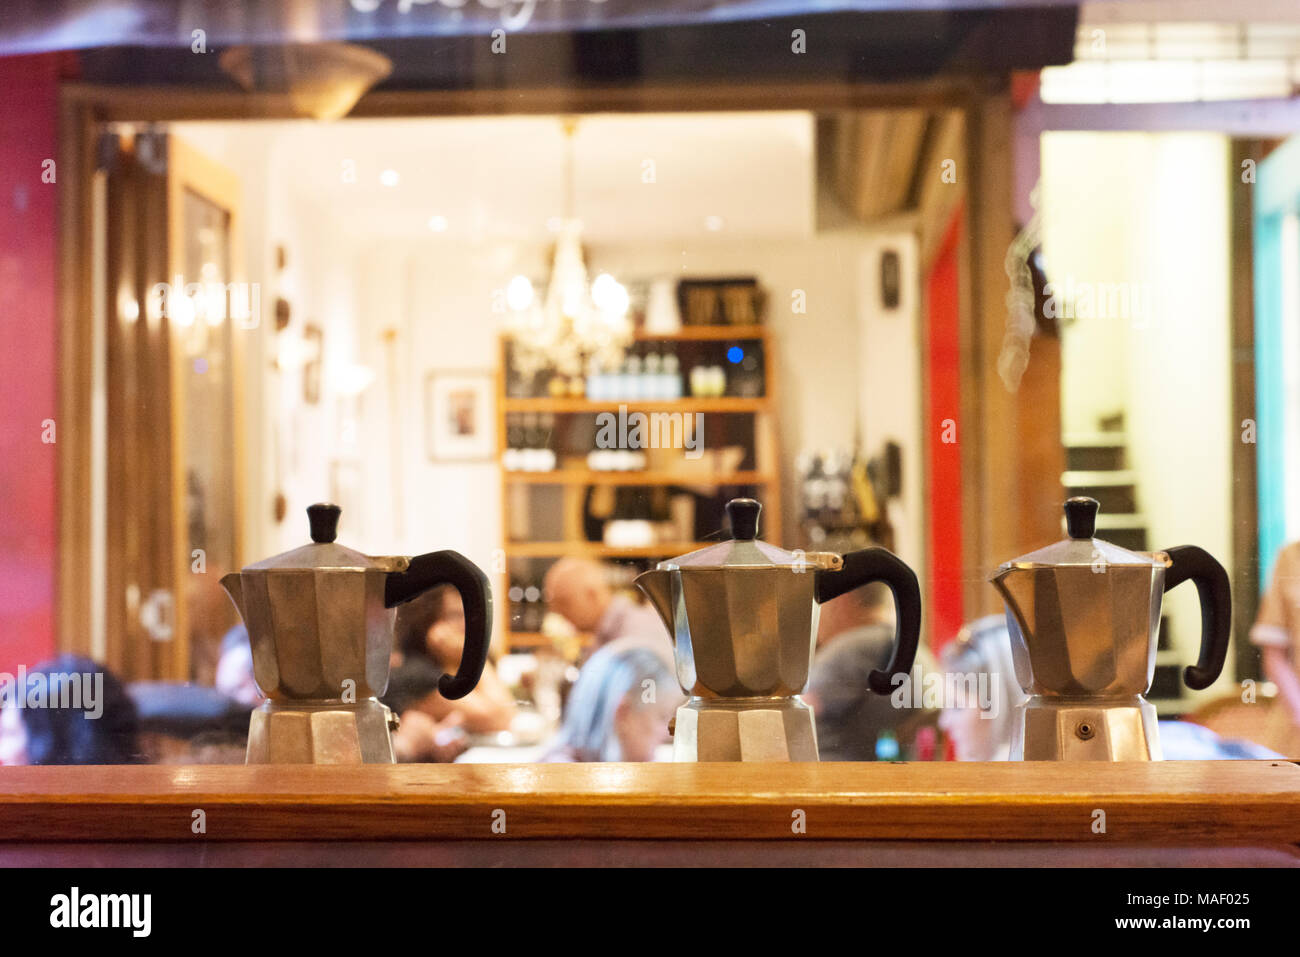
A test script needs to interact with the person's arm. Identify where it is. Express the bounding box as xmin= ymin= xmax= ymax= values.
xmin=1263 ymin=646 xmax=1300 ymax=726
xmin=1252 ymin=547 xmax=1300 ymax=726
xmin=460 ymin=659 xmax=518 ymax=732
xmin=415 ymin=661 xmax=516 ymax=734
xmin=391 ymin=710 xmax=468 ymax=763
